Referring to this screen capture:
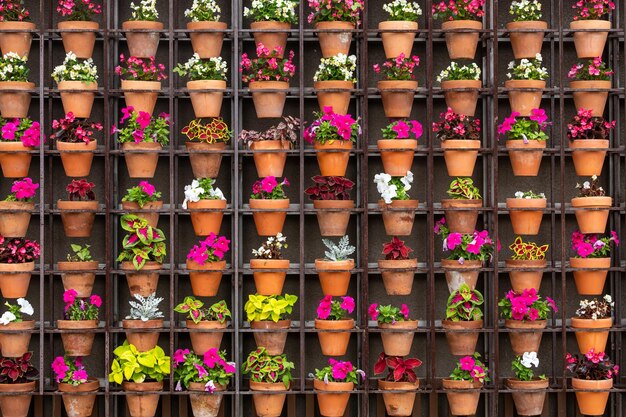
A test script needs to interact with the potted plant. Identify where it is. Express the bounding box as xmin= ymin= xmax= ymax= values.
xmin=0 ymin=238 xmax=39 ymax=299
xmin=506 ymin=190 xmax=546 ymax=234
xmin=0 ymin=177 xmax=37 ymax=238
xmin=113 ymin=107 xmax=170 ymax=178
xmin=51 ymin=113 xmax=103 ymax=177
xmin=313 ymin=53 xmax=356 ymax=115
xmin=185 ymin=0 xmax=226 ymax=58
xmin=308 ymin=0 xmax=365 ymax=57
xmin=240 ymin=44 xmax=296 ymax=118
xmin=183 ymin=178 xmax=227 ymax=236
xmin=374 ymin=352 xmax=421 ymax=417
xmin=369 ymin=303 xmax=418 ymax=356
xmin=433 ymin=108 xmax=481 ymax=176
xmin=174 ymin=54 xmax=228 ymax=118
xmin=122 ymin=0 xmax=163 ymax=58
xmin=572 ymin=295 xmax=613 ymax=354
xmin=245 ymin=294 xmax=297 ymax=355
xmin=566 ymin=349 xmax=618 ymax=415
xmin=375 ymin=171 xmax=417 ymax=236
xmin=0 ymin=52 xmax=33 ymax=118
xmin=58 ymin=244 xmax=99 ymax=297
xmin=572 ymin=175 xmax=612 ymax=233
xmin=122 ymin=292 xmax=164 ymax=352
xmin=304 ymin=107 xmax=359 ymax=176
xmin=441 ymin=283 xmax=483 ymax=356
xmin=250 ymin=233 xmax=289 ymax=295
xmin=0 ymin=298 xmax=34 ymax=357
xmin=315 ymin=236 xmax=355 ymax=296
xmin=378 ymin=237 xmax=417 ymax=295
xmin=175 ymin=297 xmax=231 ymax=354
xmin=249 ymin=176 xmax=290 ymax=236
xmin=567 ymin=108 xmax=615 ymax=176
xmin=507 ymin=0 xmax=547 ymax=58
xmin=505 ymin=54 xmax=548 ymax=115
xmin=51 ymin=52 xmax=98 ymax=118
xmin=432 ymin=0 xmax=485 ymax=59
xmin=173 ymin=348 xmax=236 ymax=417
xmin=0 ymin=117 xmax=41 ymax=178
xmin=378 ymin=0 xmax=422 ymax=59
xmin=121 ymin=181 xmax=162 ymax=228
xmin=314 ymin=295 xmax=355 ymax=356
xmin=570 ymin=0 xmax=615 ymax=58
xmin=440 ymin=178 xmax=482 ymax=233
xmin=52 ymin=356 xmax=99 ymax=417
xmin=314 ymin=359 xmax=364 ymax=417
xmin=186 ymin=233 xmax=230 ymax=297
xmin=305 ymin=176 xmax=355 ymax=237
xmin=56 ymin=0 xmax=101 ymax=58
xmin=183 ymin=117 xmax=232 ymax=179
xmin=498 ymin=109 xmax=549 ymax=176
xmin=373 ymin=54 xmax=420 ymax=118
xmin=498 ymin=288 xmax=557 ymax=355
xmin=442 ymin=353 xmax=489 ymax=416
xmin=568 ymin=57 xmax=613 ymax=116
xmin=506 ymin=237 xmax=549 ymax=293
xmin=108 ymin=341 xmax=170 ymax=417
xmin=506 ymin=352 xmax=549 ymax=416
xmin=0 ymin=352 xmax=38 ymax=417
xmin=115 ymin=55 xmax=167 ymax=115
xmin=239 ymin=116 xmax=300 ymax=178
xmin=117 ymin=214 xmax=167 ymax=297
xmin=58 ymin=179 xmax=99 ymax=237
xmin=0 ymin=0 xmax=36 ymax=57
xmin=437 ymin=63 xmax=481 ymax=116
xmin=242 ymin=348 xmax=294 ymax=417
xmin=244 ymin=0 xmax=298 ymax=56
xmin=377 ymin=119 xmax=422 ymax=176
xmin=570 ymin=230 xmax=618 ymax=295
xmin=57 ymin=289 xmax=101 ymax=356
